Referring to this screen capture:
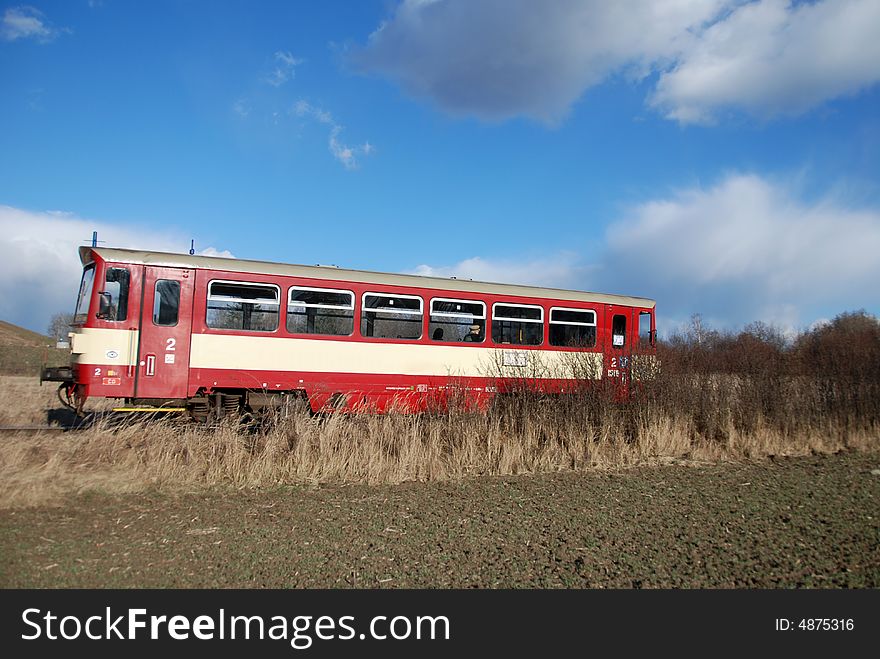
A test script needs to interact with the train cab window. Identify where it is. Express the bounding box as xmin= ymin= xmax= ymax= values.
xmin=549 ymin=307 xmax=596 ymax=347
xmin=612 ymin=314 xmax=627 ymax=347
xmin=491 ymin=303 xmax=543 ymax=346
xmin=288 ymin=286 xmax=354 ymax=336
xmin=74 ymin=263 xmax=96 ymax=324
xmin=639 ymin=311 xmax=653 ymax=347
xmin=207 ymin=280 xmax=280 ymax=332
xmin=429 ymin=298 xmax=486 ymax=343
xmin=98 ymin=267 xmax=130 ymax=322
xmin=153 ymin=280 xmax=181 ymax=326
xmin=361 ymin=293 xmax=423 ymax=340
